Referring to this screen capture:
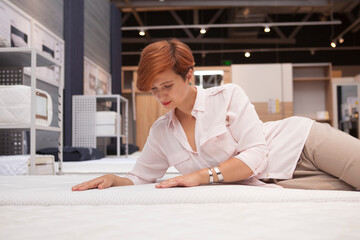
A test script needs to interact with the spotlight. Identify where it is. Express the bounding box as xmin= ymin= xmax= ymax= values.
xmin=244 ymin=52 xmax=251 ymax=58
xmin=264 ymin=26 xmax=270 ymax=33
xmin=200 ymin=28 xmax=207 ymax=34
xmin=339 ymin=37 xmax=344 ymax=44
xmin=331 ymin=42 xmax=336 ymax=48
xmin=139 ymin=29 xmax=145 ymax=36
